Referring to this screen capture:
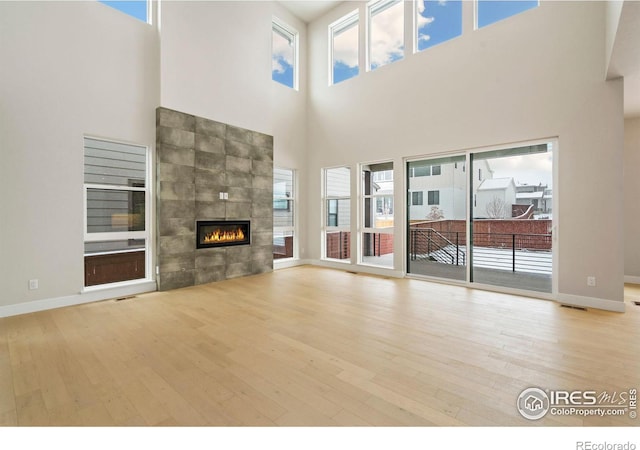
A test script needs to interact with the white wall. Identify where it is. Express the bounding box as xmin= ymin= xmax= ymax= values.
xmin=624 ymin=118 xmax=640 ymax=281
xmin=605 ymin=0 xmax=624 ymax=77
xmin=0 ymin=1 xmax=160 ymax=314
xmin=307 ymin=1 xmax=625 ymax=309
